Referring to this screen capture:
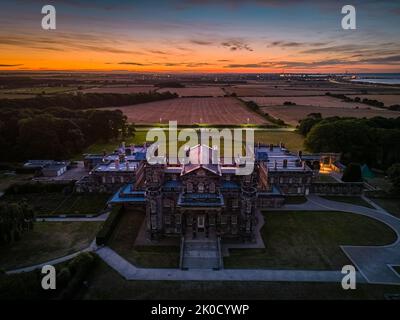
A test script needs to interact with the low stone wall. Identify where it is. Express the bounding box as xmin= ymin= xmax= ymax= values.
xmin=310 ymin=182 xmax=364 ymax=196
